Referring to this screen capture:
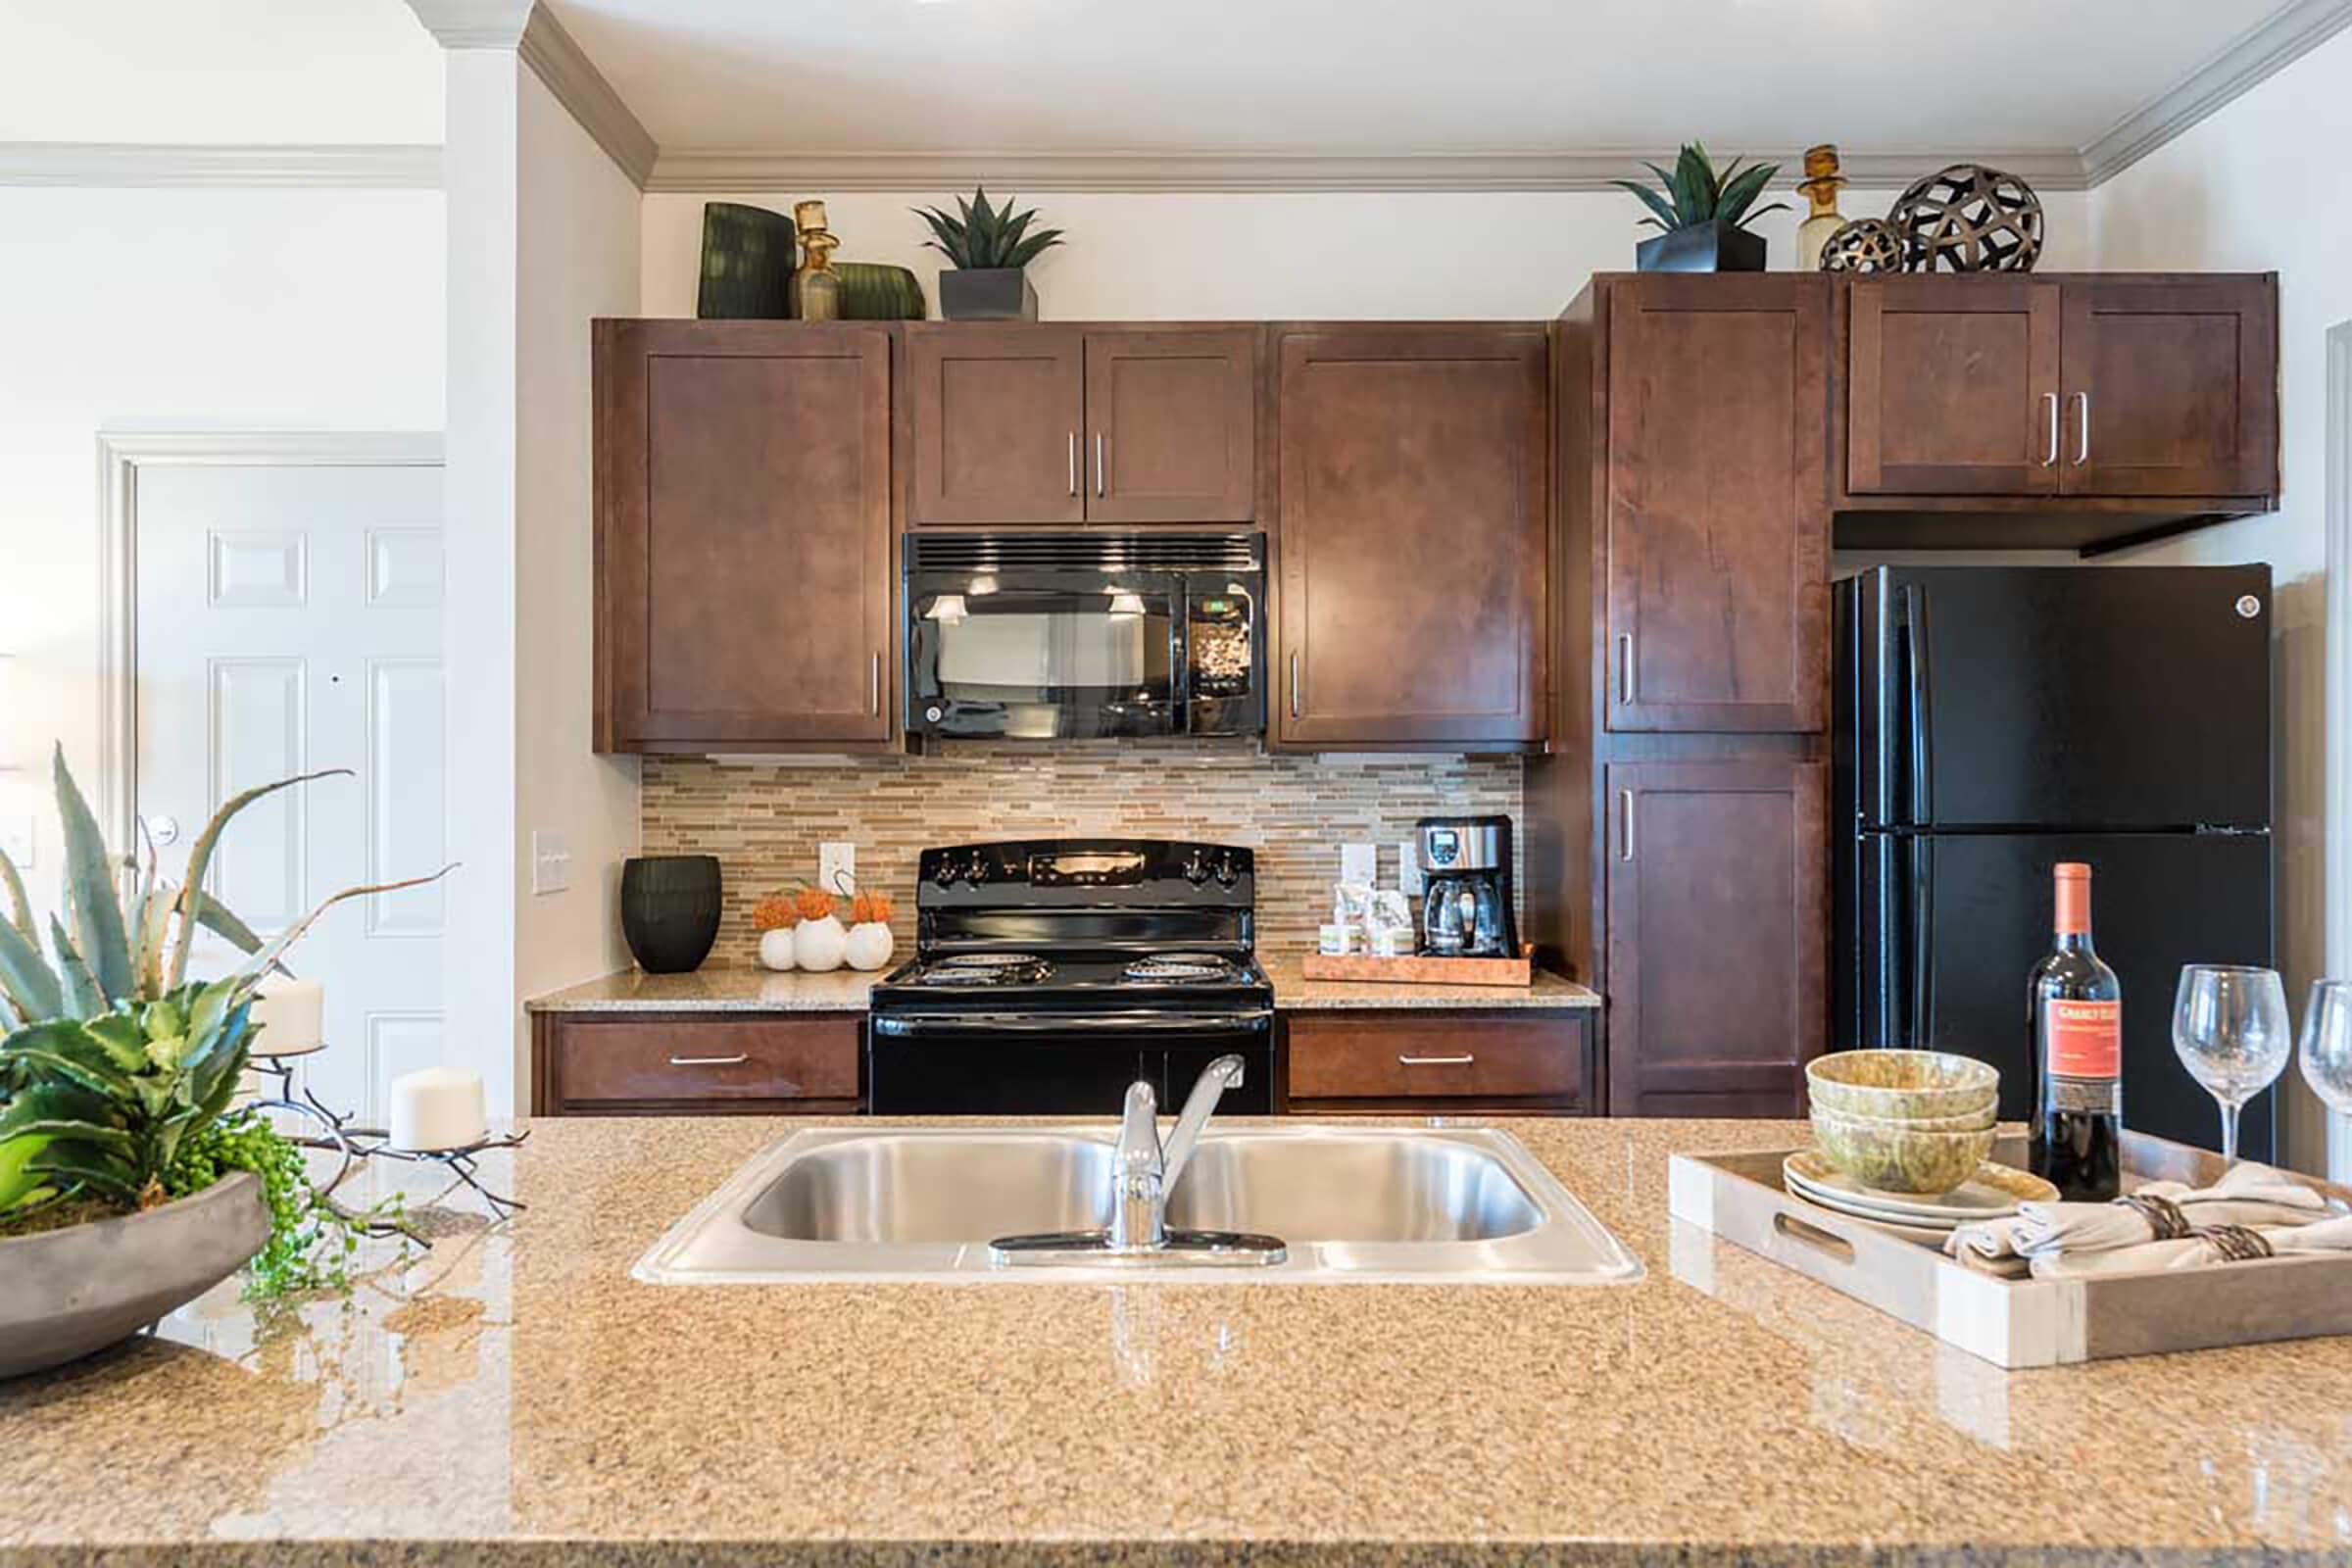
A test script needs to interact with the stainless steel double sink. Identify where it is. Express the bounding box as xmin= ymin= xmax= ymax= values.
xmin=635 ymin=1124 xmax=1642 ymax=1285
